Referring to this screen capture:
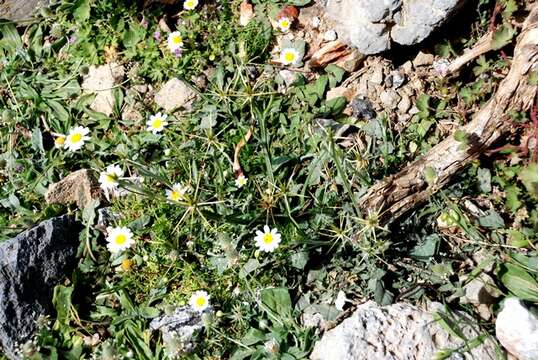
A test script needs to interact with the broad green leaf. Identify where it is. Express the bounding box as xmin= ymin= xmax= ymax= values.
xmin=477 ymin=168 xmax=491 ymax=193
xmin=260 ymin=287 xmax=293 ymax=320
xmin=52 ymin=285 xmax=74 ymax=326
xmin=47 ymin=99 xmax=70 ymax=122
xmin=73 ymin=0 xmax=91 ymax=22
xmin=499 ymin=263 xmax=538 ymax=301
xmin=31 ymin=127 xmax=44 ymax=152
xmin=505 ymin=185 xmax=522 ymax=212
xmin=519 ymin=163 xmax=538 ymax=199
xmin=491 ymin=23 xmax=516 ymax=50
xmin=0 ymin=21 xmax=22 ymax=54
xmin=478 ymin=210 xmax=505 ymax=229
